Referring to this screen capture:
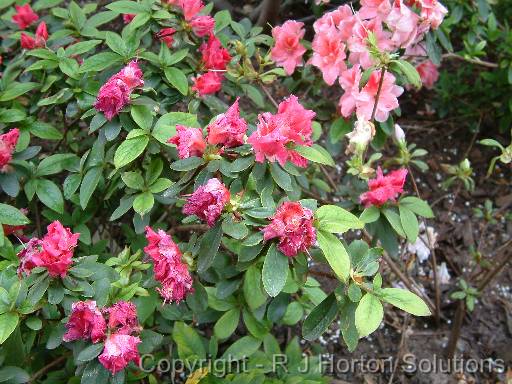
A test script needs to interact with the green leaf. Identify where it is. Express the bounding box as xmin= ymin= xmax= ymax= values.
xmin=0 ymin=82 xmax=39 ymax=102
xmin=294 ymin=144 xmax=335 ymax=167
xmin=339 ymin=301 xmax=359 ymax=352
xmin=399 ymin=196 xmax=434 ymax=218
xmin=114 ymin=135 xmax=149 ymax=168
xmin=77 ymin=343 xmax=104 ymax=362
xmin=79 ymin=52 xmax=123 ymax=73
xmin=354 ymin=293 xmax=383 ymax=337
xmin=382 ymin=208 xmax=406 ymax=238
xmin=0 ymin=204 xmax=29 ymax=226
xmin=0 ymin=366 xmax=30 ymax=383
xmin=36 ymin=154 xmax=78 ymax=176
xmin=197 ymin=222 xmax=223 ymax=273
xmin=360 ymin=206 xmax=380 ymax=223
xmin=302 ymin=293 xmax=339 ymax=341
xmin=133 ymin=192 xmax=154 ymax=216
xmin=122 ymin=172 xmax=144 ymax=189
xmin=131 ymin=104 xmax=153 ymax=130
xmin=164 ymin=67 xmax=189 ymax=96
xmin=399 ymin=206 xmax=419 ymax=242
xmin=81 ymin=361 xmax=109 ymax=384
xmin=269 ymin=163 xmax=292 ymax=191
xmin=0 ymin=312 xmax=19 ymax=344
xmin=80 ymin=167 xmax=102 ymax=209
xmin=221 ymin=336 xmax=261 ymax=360
xmin=152 ymin=112 xmax=199 ymax=145
xmin=243 ymin=265 xmax=267 ymax=310
xmin=29 ymin=121 xmax=63 ymax=140
xmin=315 ymin=205 xmax=363 ymax=233
xmin=149 ymin=178 xmax=172 ymax=193
xmin=262 ymin=244 xmax=289 ymax=297
xmin=105 ymin=32 xmax=127 ymax=57
xmin=64 ymin=40 xmax=102 ymax=57
xmin=392 ymin=59 xmax=421 ymax=88
xmin=106 ymin=0 xmax=147 ymax=13
xmin=213 ymin=308 xmax=240 ymax=340
xmin=36 ymin=179 xmax=64 ymax=213
xmin=170 ymin=157 xmax=204 ymax=171
xmin=316 ymin=230 xmax=351 ymax=283
xmin=379 ymin=288 xmax=431 ymax=316
xmin=172 ymin=322 xmax=206 ymax=361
